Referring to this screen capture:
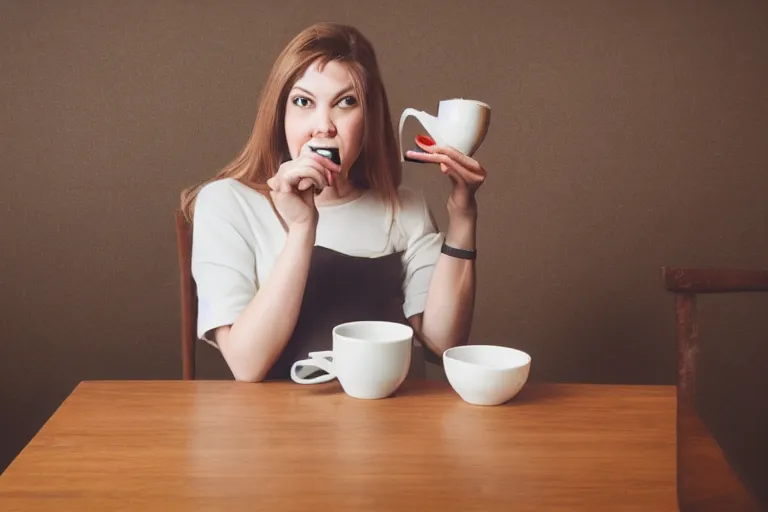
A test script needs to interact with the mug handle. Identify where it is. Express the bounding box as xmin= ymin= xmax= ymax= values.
xmin=398 ymin=108 xmax=440 ymax=163
xmin=290 ymin=351 xmax=336 ymax=384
